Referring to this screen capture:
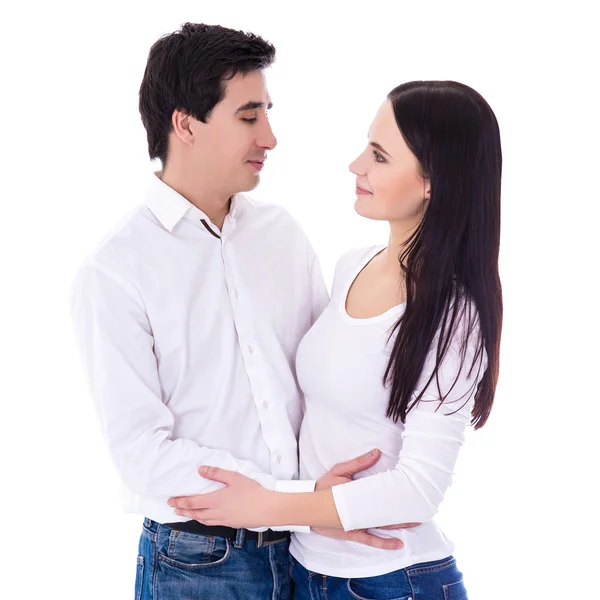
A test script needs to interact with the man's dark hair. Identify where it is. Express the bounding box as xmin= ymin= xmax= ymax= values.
xmin=139 ymin=23 xmax=276 ymax=165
